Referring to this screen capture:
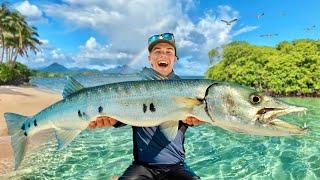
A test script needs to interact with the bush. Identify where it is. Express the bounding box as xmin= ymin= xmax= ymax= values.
xmin=0 ymin=62 xmax=31 ymax=85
